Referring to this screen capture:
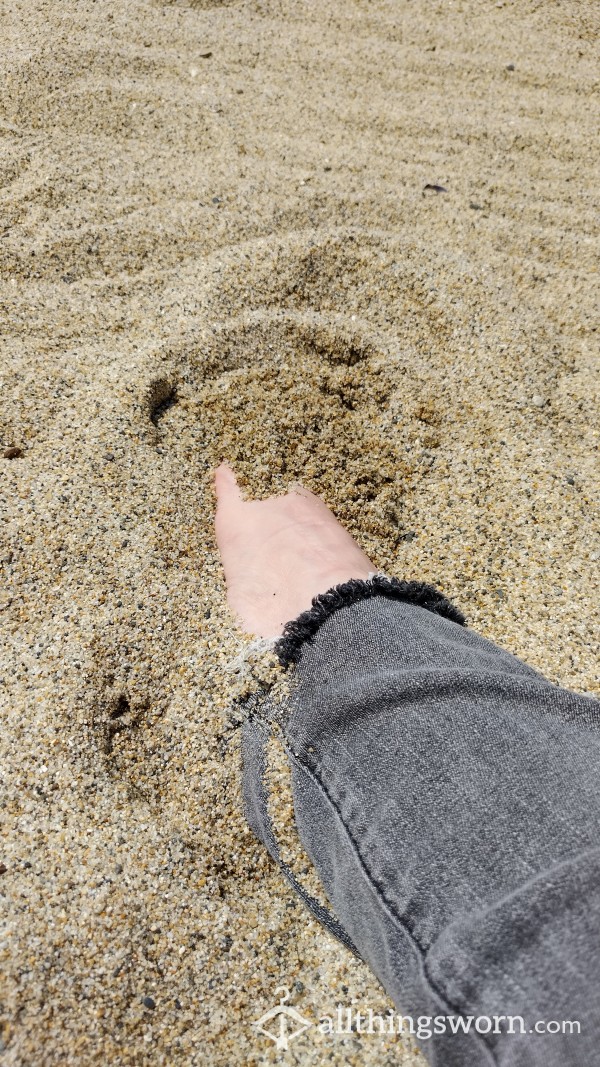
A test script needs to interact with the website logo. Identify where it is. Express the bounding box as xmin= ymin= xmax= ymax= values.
xmin=253 ymin=986 xmax=313 ymax=1050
